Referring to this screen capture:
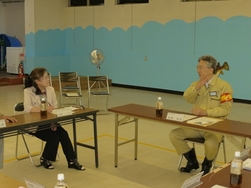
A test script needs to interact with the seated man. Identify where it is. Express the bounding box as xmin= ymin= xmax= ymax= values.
xmin=0 ymin=113 xmax=17 ymax=169
xmin=169 ymin=55 xmax=233 ymax=175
